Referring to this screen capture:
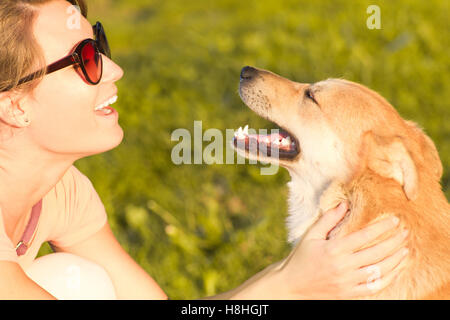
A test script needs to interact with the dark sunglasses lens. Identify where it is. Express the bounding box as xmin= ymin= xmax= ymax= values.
xmin=81 ymin=41 xmax=102 ymax=83
xmin=94 ymin=22 xmax=111 ymax=58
